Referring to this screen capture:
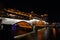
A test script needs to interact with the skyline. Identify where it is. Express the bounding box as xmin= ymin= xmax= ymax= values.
xmin=0 ymin=0 xmax=60 ymax=22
